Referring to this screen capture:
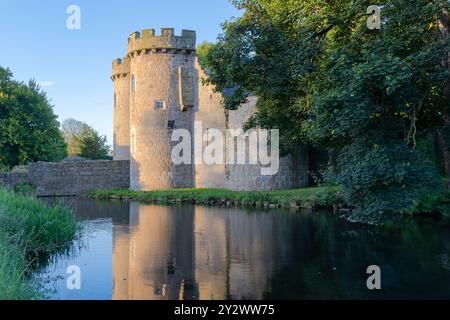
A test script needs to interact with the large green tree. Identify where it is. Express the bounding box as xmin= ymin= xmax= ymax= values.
xmin=197 ymin=41 xmax=216 ymax=69
xmin=438 ymin=9 xmax=450 ymax=187
xmin=0 ymin=67 xmax=66 ymax=169
xmin=61 ymin=118 xmax=90 ymax=156
xmin=74 ymin=126 xmax=111 ymax=160
xmin=62 ymin=118 xmax=111 ymax=160
xmin=204 ymin=0 xmax=450 ymax=224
